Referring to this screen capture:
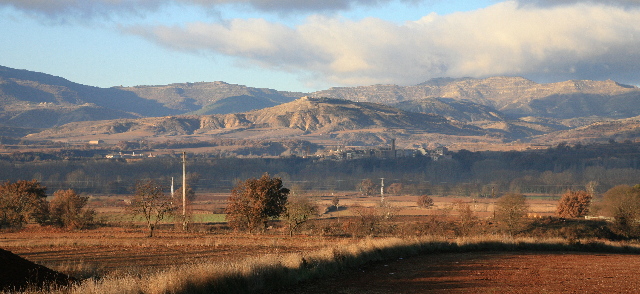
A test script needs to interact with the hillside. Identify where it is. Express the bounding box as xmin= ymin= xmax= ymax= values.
xmin=531 ymin=117 xmax=640 ymax=144
xmin=0 ymin=66 xmax=303 ymax=129
xmin=392 ymin=98 xmax=508 ymax=122
xmin=313 ymin=77 xmax=640 ymax=119
xmin=117 ymin=82 xmax=303 ymax=114
xmin=0 ymin=66 xmax=177 ymax=117
xmin=0 ymin=66 xmax=175 ymax=128
xmin=5 ymin=65 xmax=640 ymax=147
xmin=27 ymin=97 xmax=495 ymax=145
